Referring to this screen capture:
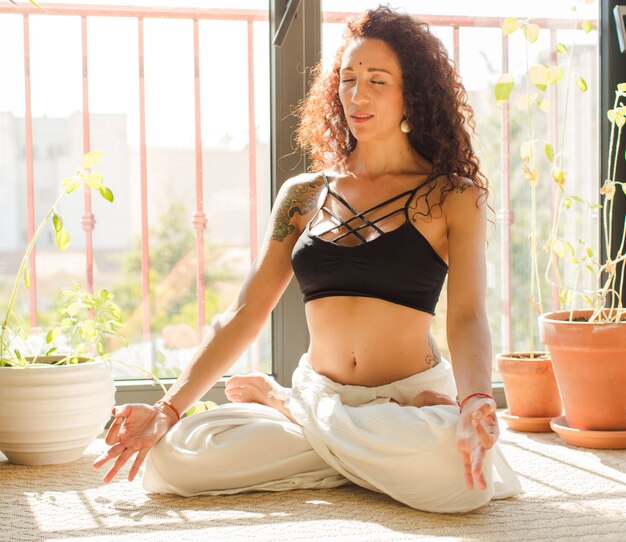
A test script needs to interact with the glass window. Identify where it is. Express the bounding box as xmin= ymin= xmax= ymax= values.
xmin=321 ymin=1 xmax=599 ymax=376
xmin=0 ymin=1 xmax=272 ymax=381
